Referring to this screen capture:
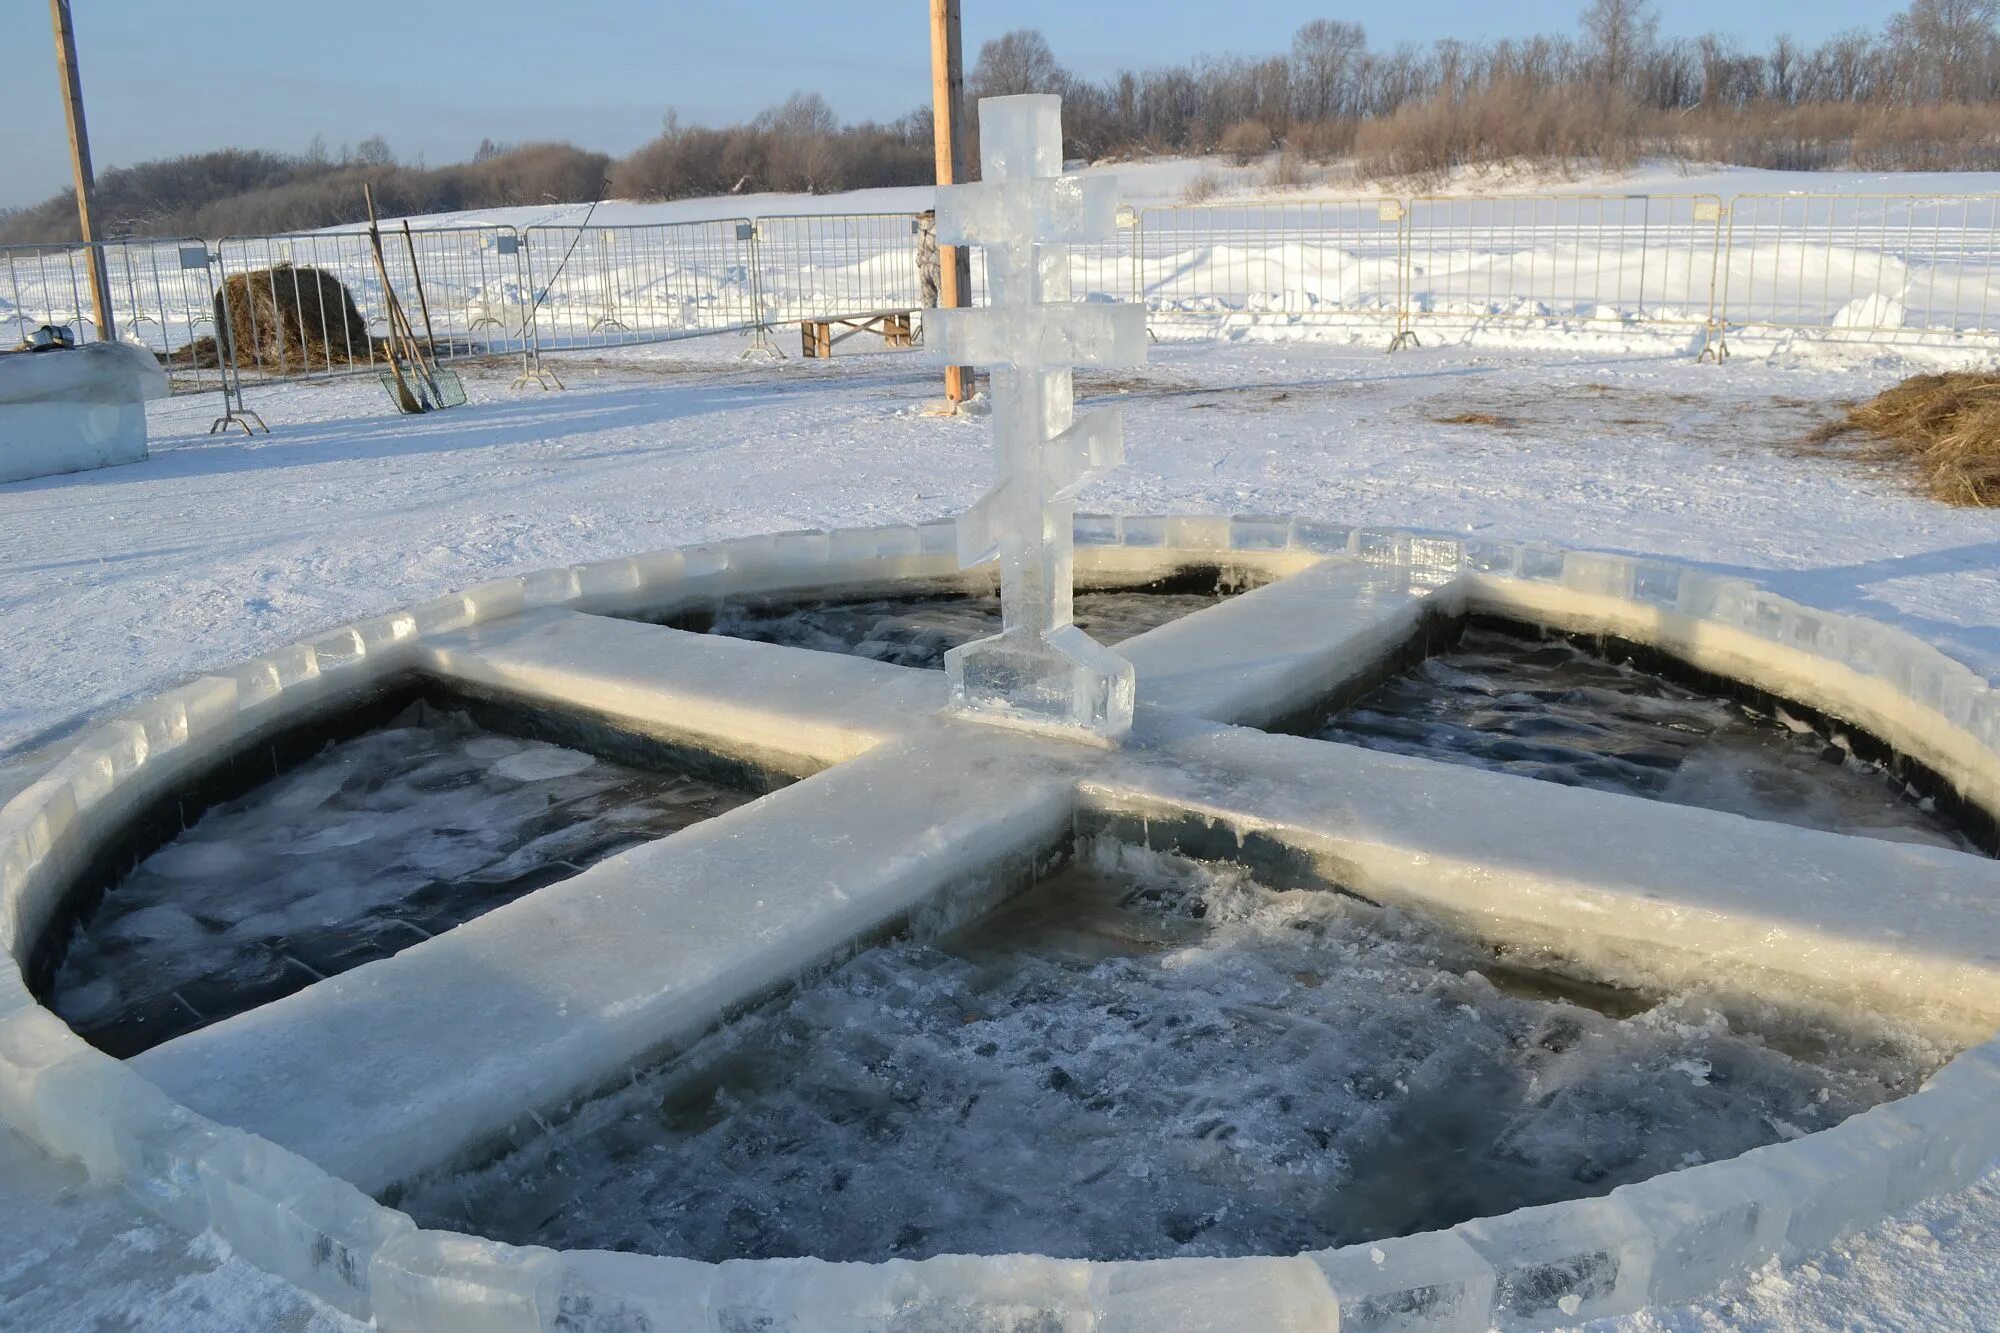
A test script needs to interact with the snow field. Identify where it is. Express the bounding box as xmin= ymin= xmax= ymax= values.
xmin=14 ymin=160 xmax=2000 ymax=393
